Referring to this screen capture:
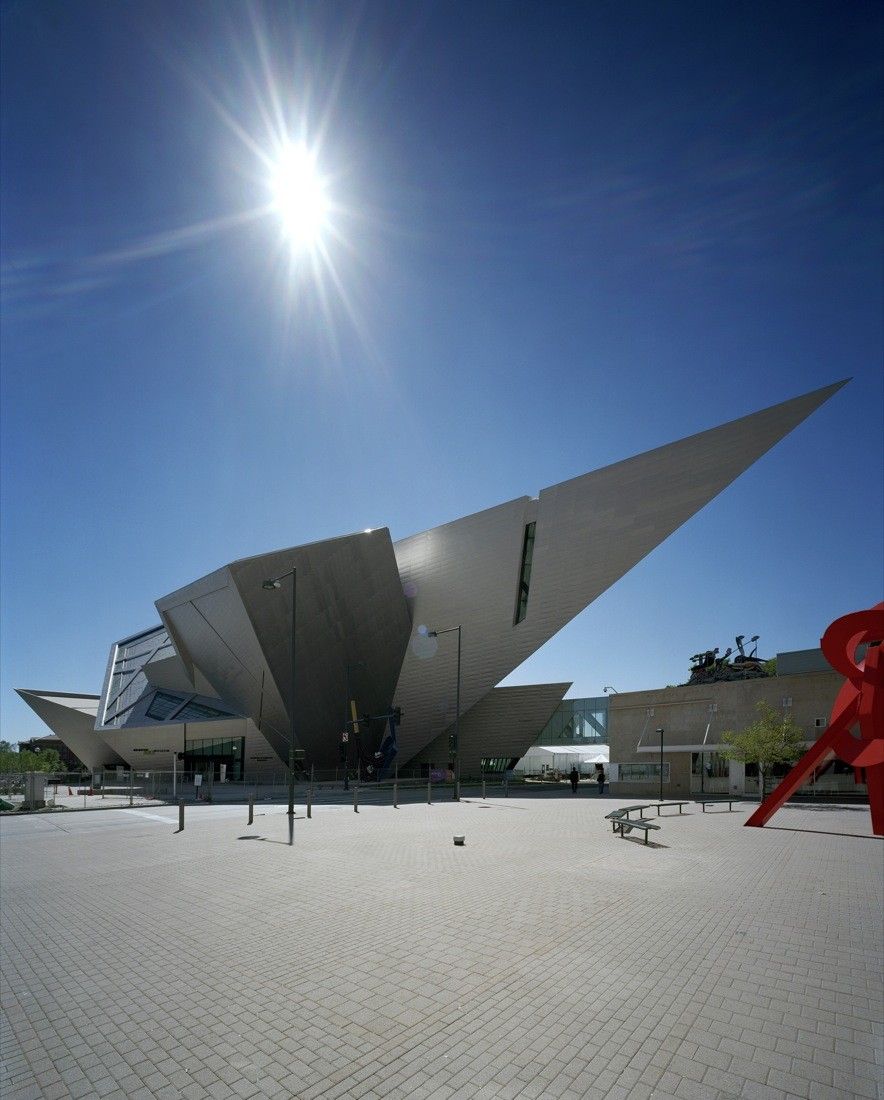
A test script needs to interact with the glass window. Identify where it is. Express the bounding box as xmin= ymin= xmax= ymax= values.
xmin=481 ymin=757 xmax=517 ymax=774
xmin=182 ymin=735 xmax=246 ymax=781
xmin=536 ymin=698 xmax=608 ymax=744
xmin=514 ymin=521 xmax=536 ymax=624
xmin=691 ymin=752 xmax=729 ymax=778
xmin=618 ymin=763 xmax=670 ymax=782
xmin=176 ymin=700 xmax=232 ymax=721
xmin=147 ymin=691 xmax=185 ymax=720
